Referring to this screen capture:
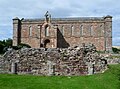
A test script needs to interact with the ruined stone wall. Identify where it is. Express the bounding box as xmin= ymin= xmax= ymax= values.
xmin=1 ymin=44 xmax=107 ymax=76
xmin=101 ymin=54 xmax=120 ymax=64
xmin=13 ymin=15 xmax=112 ymax=52
xmin=56 ymin=21 xmax=106 ymax=51
xmin=0 ymin=56 xmax=10 ymax=73
xmin=19 ymin=20 xmax=57 ymax=48
xmin=20 ymin=21 xmax=43 ymax=48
